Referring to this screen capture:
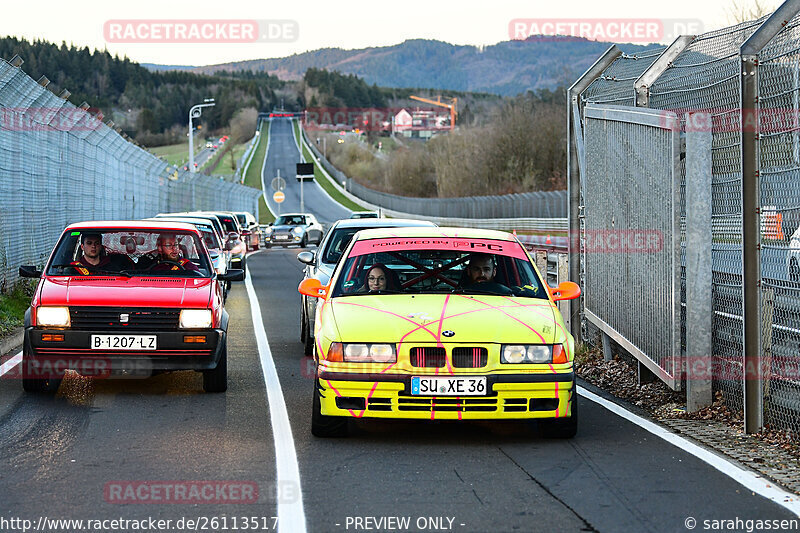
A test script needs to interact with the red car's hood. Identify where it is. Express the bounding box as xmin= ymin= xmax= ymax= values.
xmin=39 ymin=276 xmax=212 ymax=308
